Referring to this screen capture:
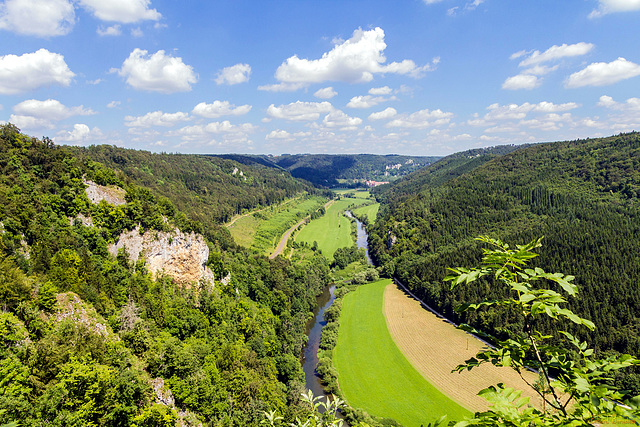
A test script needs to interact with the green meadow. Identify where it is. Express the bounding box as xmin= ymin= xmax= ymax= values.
xmin=227 ymin=196 xmax=325 ymax=254
xmin=351 ymin=202 xmax=380 ymax=224
xmin=333 ymin=280 xmax=471 ymax=426
xmin=294 ymin=197 xmax=368 ymax=260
